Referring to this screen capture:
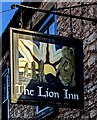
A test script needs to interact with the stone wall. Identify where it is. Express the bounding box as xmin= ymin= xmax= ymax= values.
xmin=54 ymin=2 xmax=97 ymax=119
xmin=10 ymin=104 xmax=36 ymax=119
